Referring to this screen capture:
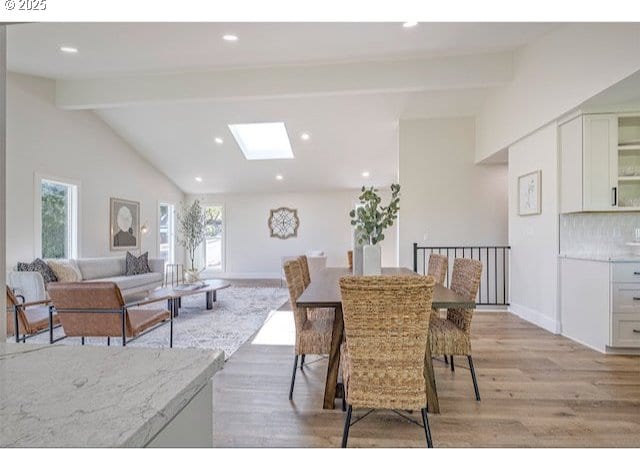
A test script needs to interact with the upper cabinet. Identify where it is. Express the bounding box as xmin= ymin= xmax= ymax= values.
xmin=559 ymin=112 xmax=640 ymax=213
